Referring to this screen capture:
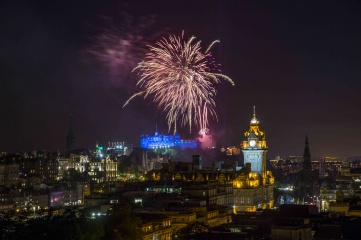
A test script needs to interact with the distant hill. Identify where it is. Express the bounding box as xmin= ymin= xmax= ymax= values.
xmin=347 ymin=156 xmax=361 ymax=161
